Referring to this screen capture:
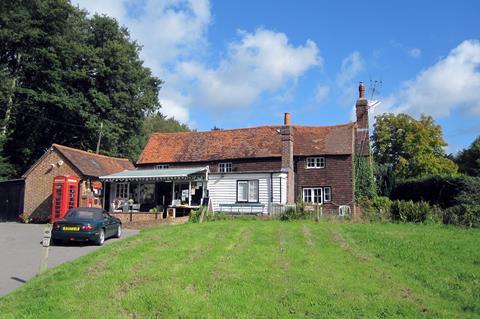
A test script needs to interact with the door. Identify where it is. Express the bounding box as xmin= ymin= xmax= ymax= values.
xmin=0 ymin=180 xmax=25 ymax=222
xmin=156 ymin=182 xmax=172 ymax=211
